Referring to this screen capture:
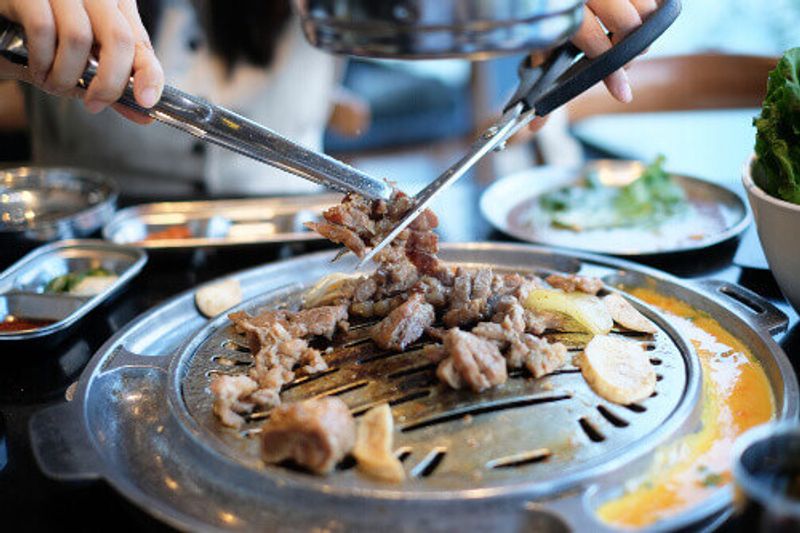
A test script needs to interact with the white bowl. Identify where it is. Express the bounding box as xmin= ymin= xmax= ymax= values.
xmin=743 ymin=155 xmax=800 ymax=314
